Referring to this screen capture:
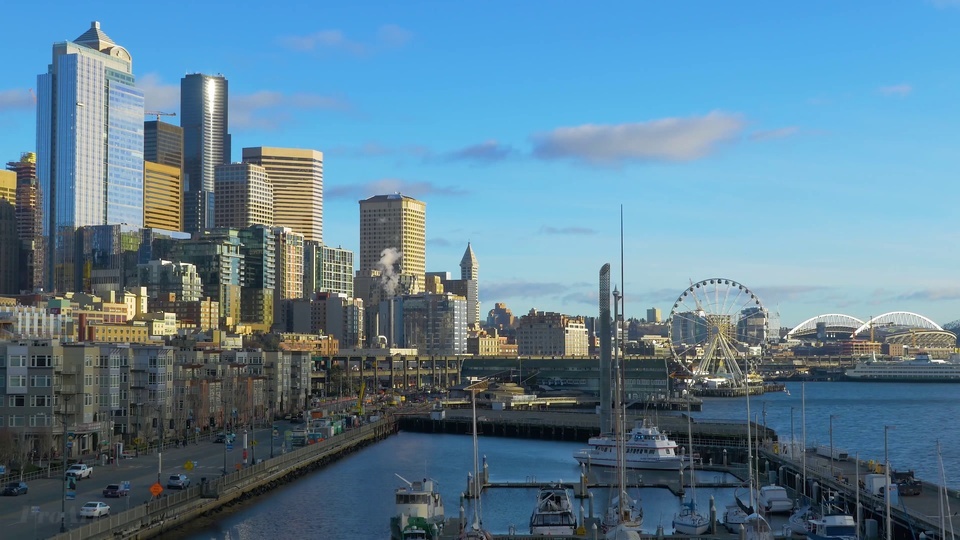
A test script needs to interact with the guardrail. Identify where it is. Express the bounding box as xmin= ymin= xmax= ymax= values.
xmin=48 ymin=418 xmax=392 ymax=540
